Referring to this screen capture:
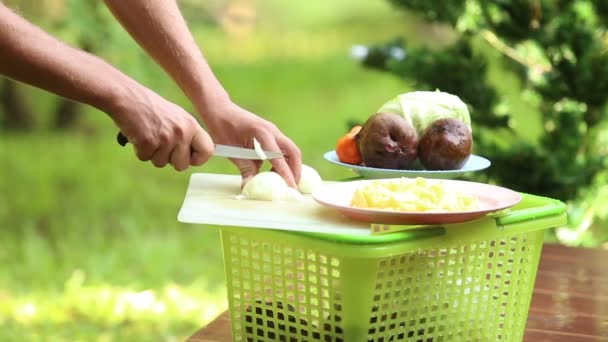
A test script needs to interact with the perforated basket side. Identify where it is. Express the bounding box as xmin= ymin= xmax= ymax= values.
xmin=221 ymin=226 xmax=546 ymax=342
xmin=222 ymin=229 xmax=347 ymax=342
xmin=219 ymin=190 xmax=567 ymax=341
xmin=363 ymin=230 xmax=544 ymax=341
